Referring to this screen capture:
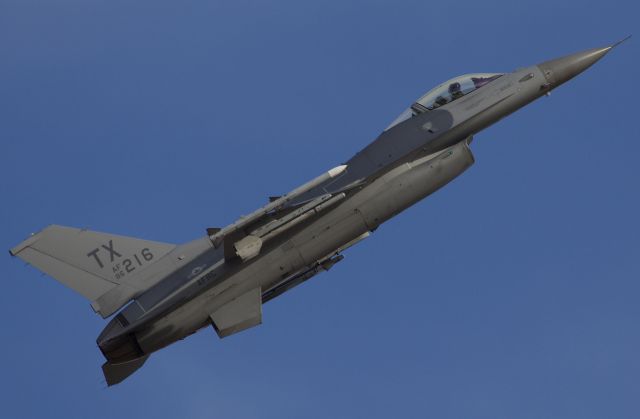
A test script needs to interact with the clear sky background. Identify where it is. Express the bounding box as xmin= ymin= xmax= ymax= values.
xmin=1 ymin=1 xmax=639 ymax=418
